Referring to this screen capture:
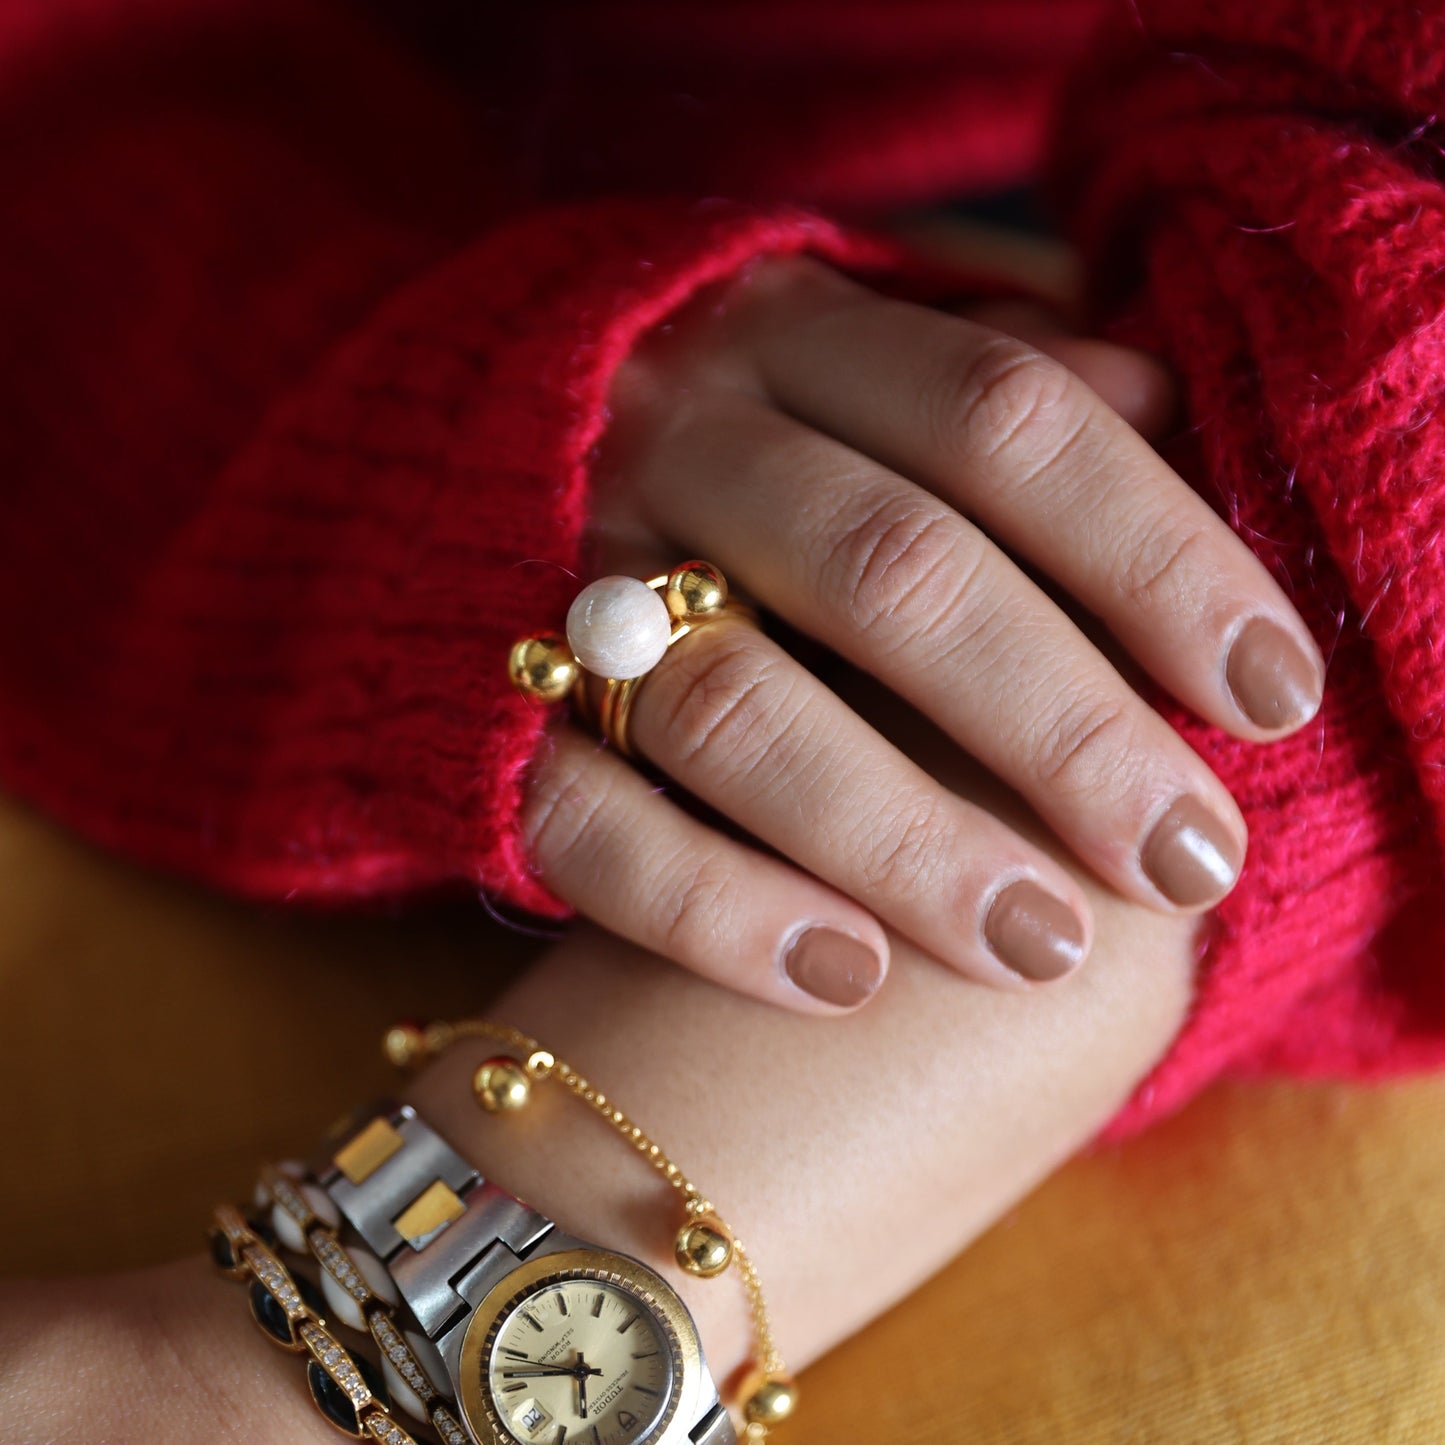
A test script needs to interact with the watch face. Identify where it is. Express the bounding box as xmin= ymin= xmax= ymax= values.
xmin=477 ymin=1272 xmax=683 ymax=1445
